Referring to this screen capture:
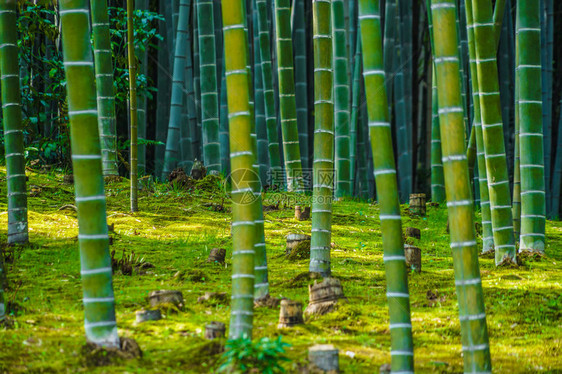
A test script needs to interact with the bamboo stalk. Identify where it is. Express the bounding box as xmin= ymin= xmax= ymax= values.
xmin=332 ymin=0 xmax=351 ymax=198
xmin=0 ymin=0 xmax=28 ymax=245
xmin=256 ymin=0 xmax=282 ymax=186
xmin=516 ymin=0 xmax=546 ymax=253
xmin=197 ymin=0 xmax=222 ymax=173
xmin=127 ymin=0 xmax=138 ymax=212
xmin=162 ymin=0 xmax=192 ymax=178
xmin=274 ymin=0 xmax=303 ymax=191
xmin=90 ymin=0 xmax=119 ymax=177
xmin=59 ymin=0 xmax=119 ymax=348
xmin=463 ymin=0 xmax=495 ymax=253
xmin=431 ymin=1 xmax=492 ymax=371
xmin=309 ymin=0 xmax=334 ymax=277
xmin=293 ymin=0 xmax=309 ymax=170
xmin=359 ymin=1 xmax=414 ymax=371
xmin=471 ymin=0 xmax=516 ymax=264
xmin=222 ymin=0 xmax=258 ymax=339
